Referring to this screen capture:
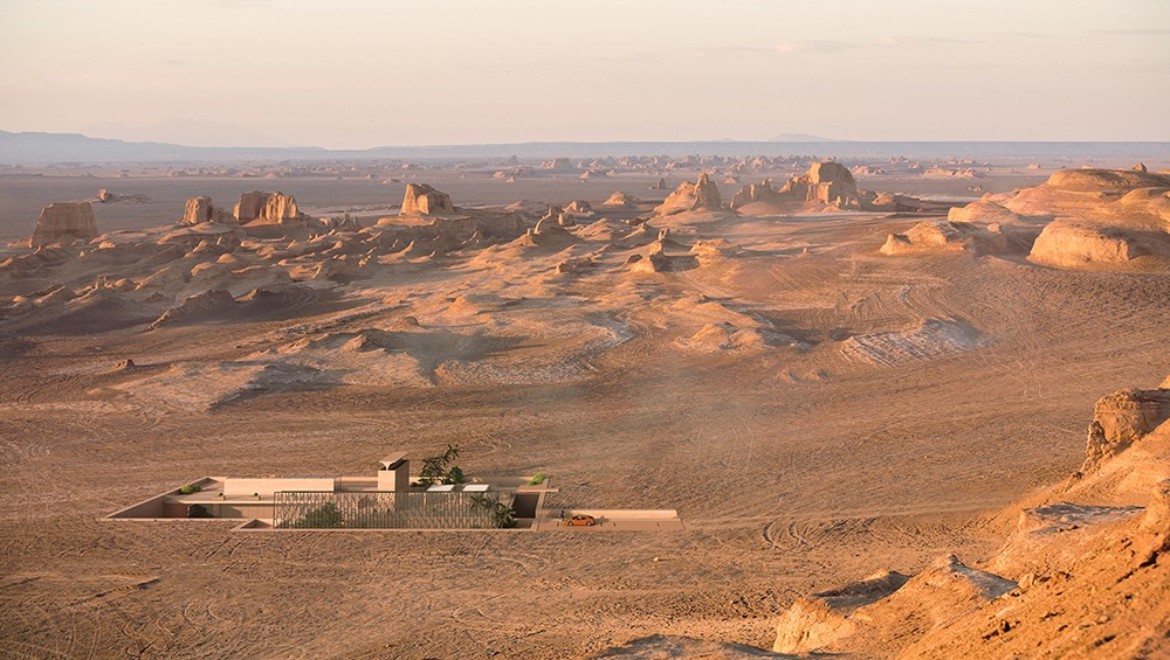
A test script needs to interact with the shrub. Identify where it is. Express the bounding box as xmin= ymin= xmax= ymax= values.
xmin=445 ymin=466 xmax=466 ymax=485
xmin=527 ymin=473 xmax=547 ymax=486
xmin=179 ymin=483 xmax=202 ymax=495
xmin=419 ymin=444 xmax=461 ymax=484
xmin=293 ymin=502 xmax=343 ymax=528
